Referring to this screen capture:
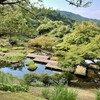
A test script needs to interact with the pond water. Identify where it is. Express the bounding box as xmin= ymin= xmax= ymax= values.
xmin=0 ymin=58 xmax=53 ymax=78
